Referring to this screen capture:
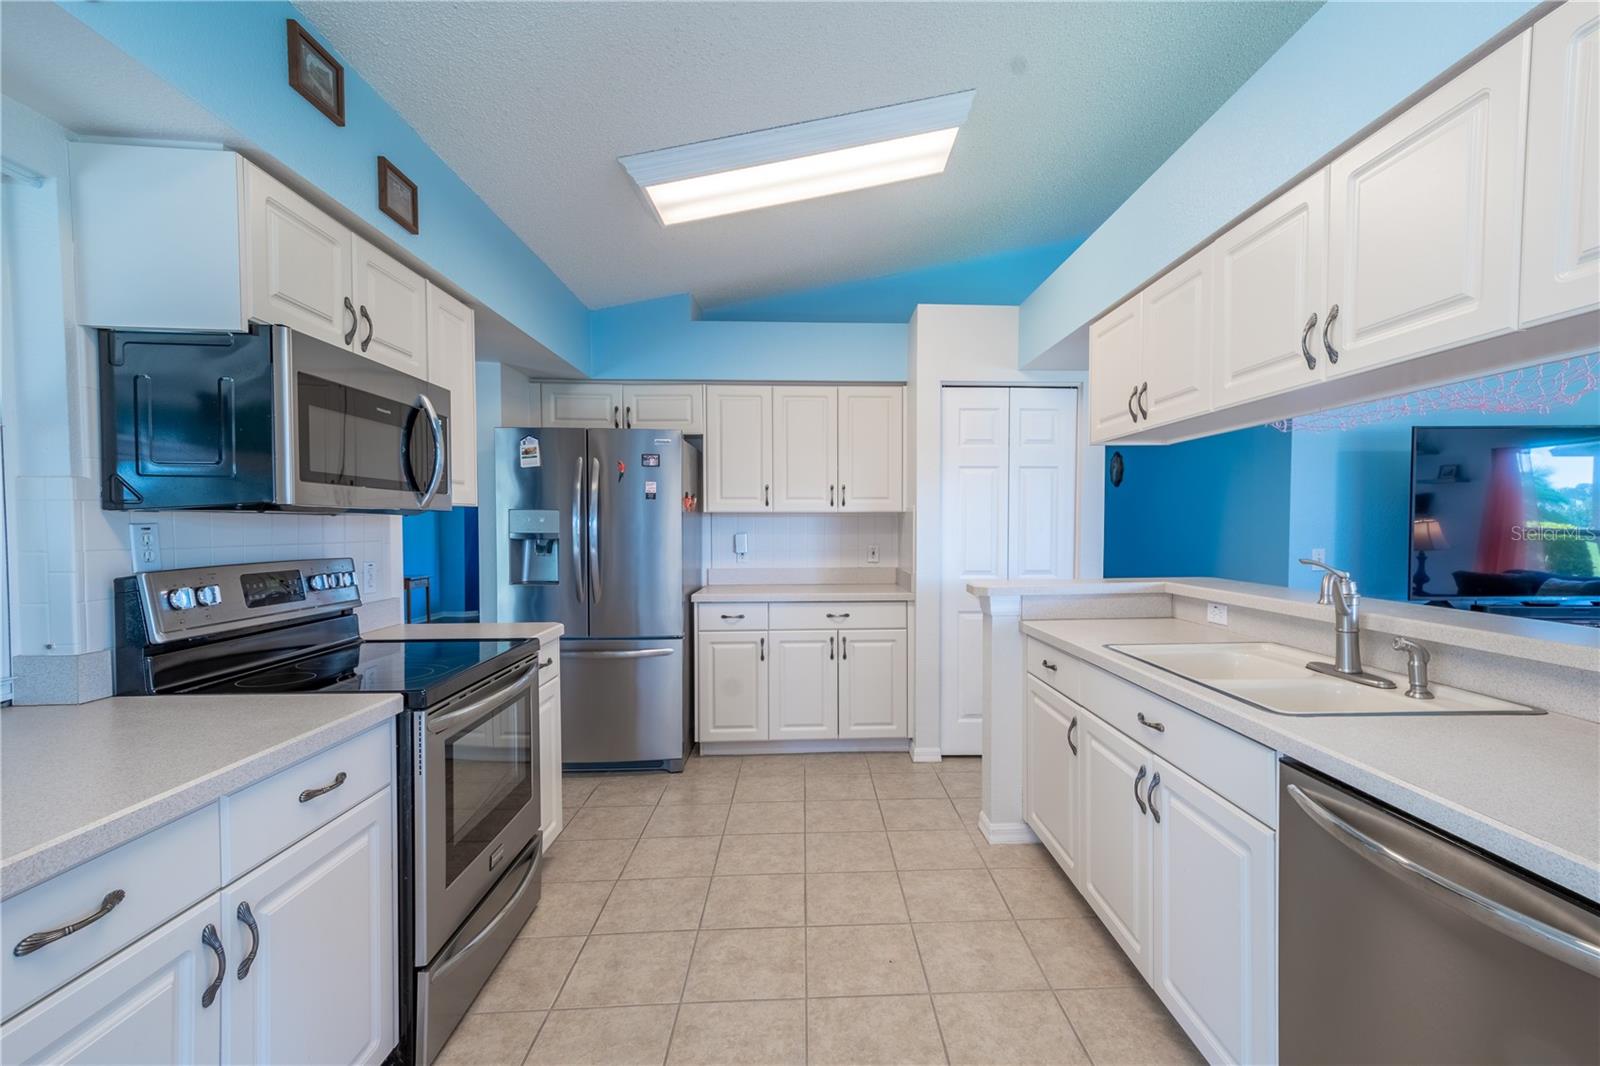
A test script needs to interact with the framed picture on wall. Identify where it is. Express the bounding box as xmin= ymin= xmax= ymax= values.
xmin=286 ymin=20 xmax=345 ymax=127
xmin=378 ymin=157 xmax=419 ymax=234
xmin=1435 ymin=463 xmax=1461 ymax=483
